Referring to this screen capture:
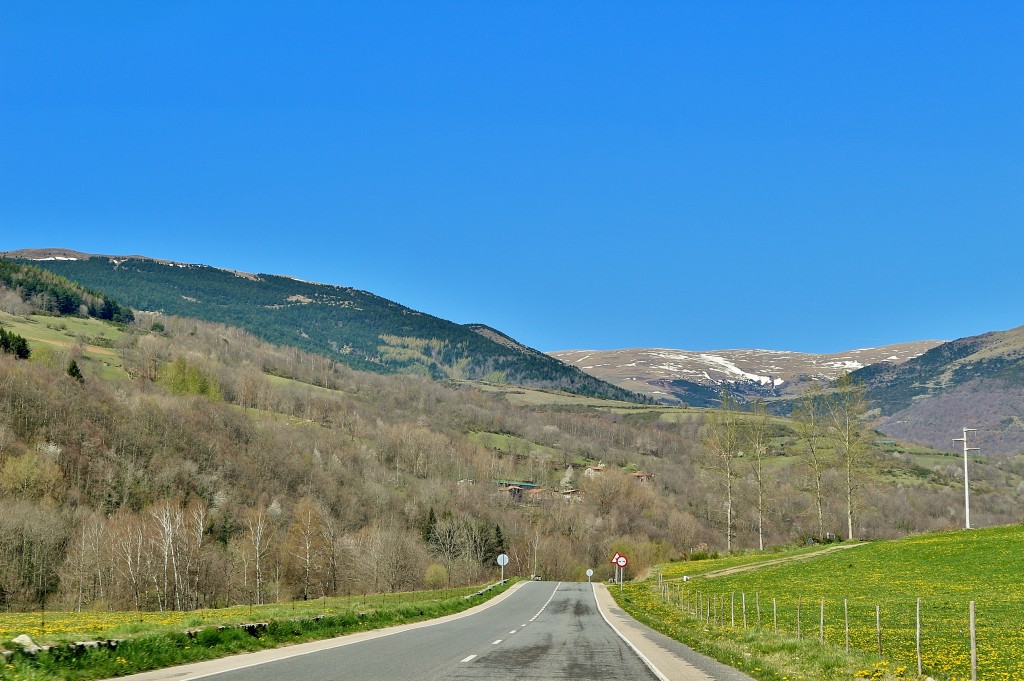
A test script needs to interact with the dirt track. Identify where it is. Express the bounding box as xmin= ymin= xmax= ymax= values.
xmin=678 ymin=542 xmax=867 ymax=581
